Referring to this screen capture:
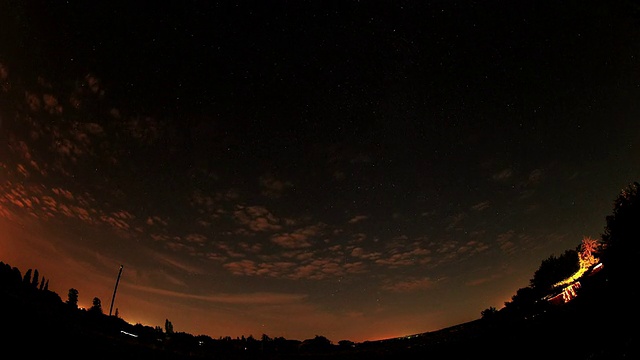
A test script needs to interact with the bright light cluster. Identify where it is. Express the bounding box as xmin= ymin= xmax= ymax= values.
xmin=552 ymin=236 xmax=600 ymax=289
